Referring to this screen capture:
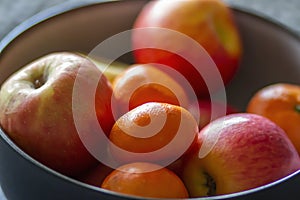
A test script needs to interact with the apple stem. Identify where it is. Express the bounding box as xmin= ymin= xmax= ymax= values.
xmin=295 ymin=105 xmax=300 ymax=113
xmin=33 ymin=75 xmax=45 ymax=89
xmin=204 ymin=172 xmax=216 ymax=196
